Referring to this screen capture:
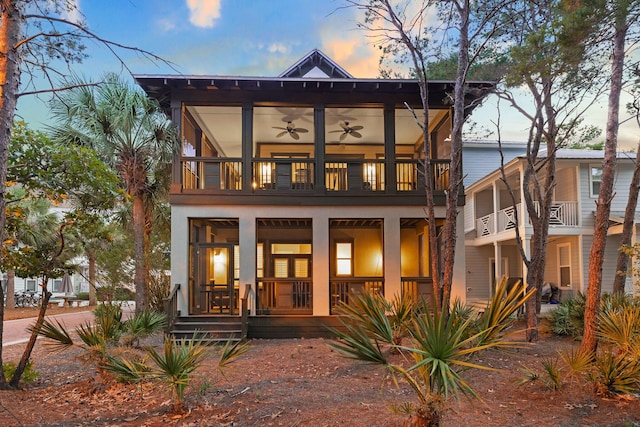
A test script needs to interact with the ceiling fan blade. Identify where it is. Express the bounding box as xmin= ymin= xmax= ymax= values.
xmin=276 ymin=131 xmax=288 ymax=138
xmin=328 ymin=130 xmax=343 ymax=133
xmin=351 ymin=131 xmax=362 ymax=138
xmin=294 ymin=128 xmax=309 ymax=133
xmin=291 ymin=132 xmax=300 ymax=140
xmin=340 ymin=122 xmax=349 ymax=130
xmin=273 ymin=126 xmax=286 ymax=130
xmin=340 ymin=132 xmax=347 ymax=141
xmin=351 ymin=125 xmax=364 ymax=131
